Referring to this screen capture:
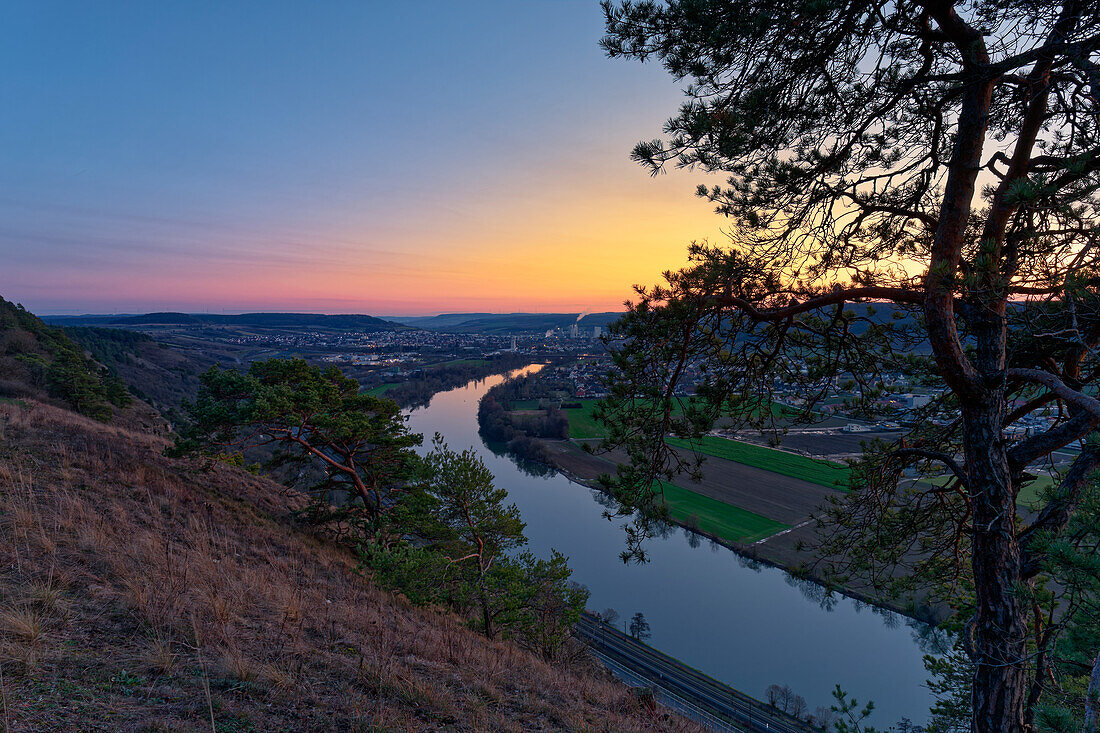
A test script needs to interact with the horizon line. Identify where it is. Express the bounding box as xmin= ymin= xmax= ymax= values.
xmin=38 ymin=309 xmax=626 ymax=319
